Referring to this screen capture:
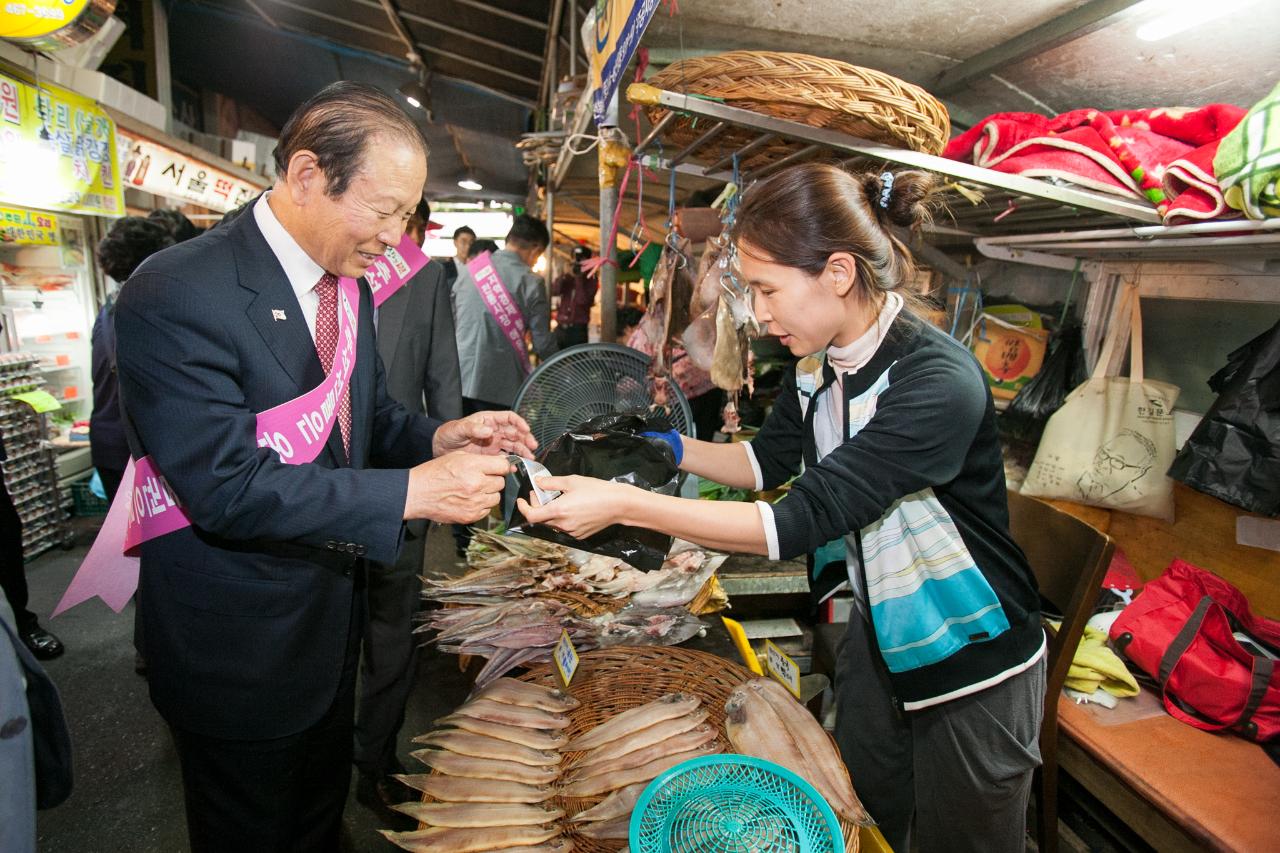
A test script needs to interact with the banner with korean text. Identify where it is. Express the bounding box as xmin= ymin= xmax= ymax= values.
xmin=116 ymin=130 xmax=264 ymax=213
xmin=0 ymin=69 xmax=123 ymax=216
xmin=589 ymin=0 xmax=660 ymax=123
